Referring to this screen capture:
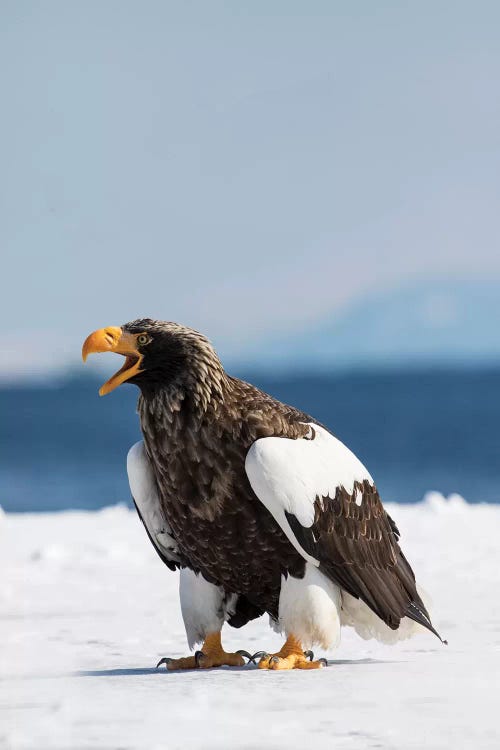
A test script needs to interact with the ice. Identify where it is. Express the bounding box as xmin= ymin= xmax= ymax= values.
xmin=1 ymin=496 xmax=499 ymax=749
